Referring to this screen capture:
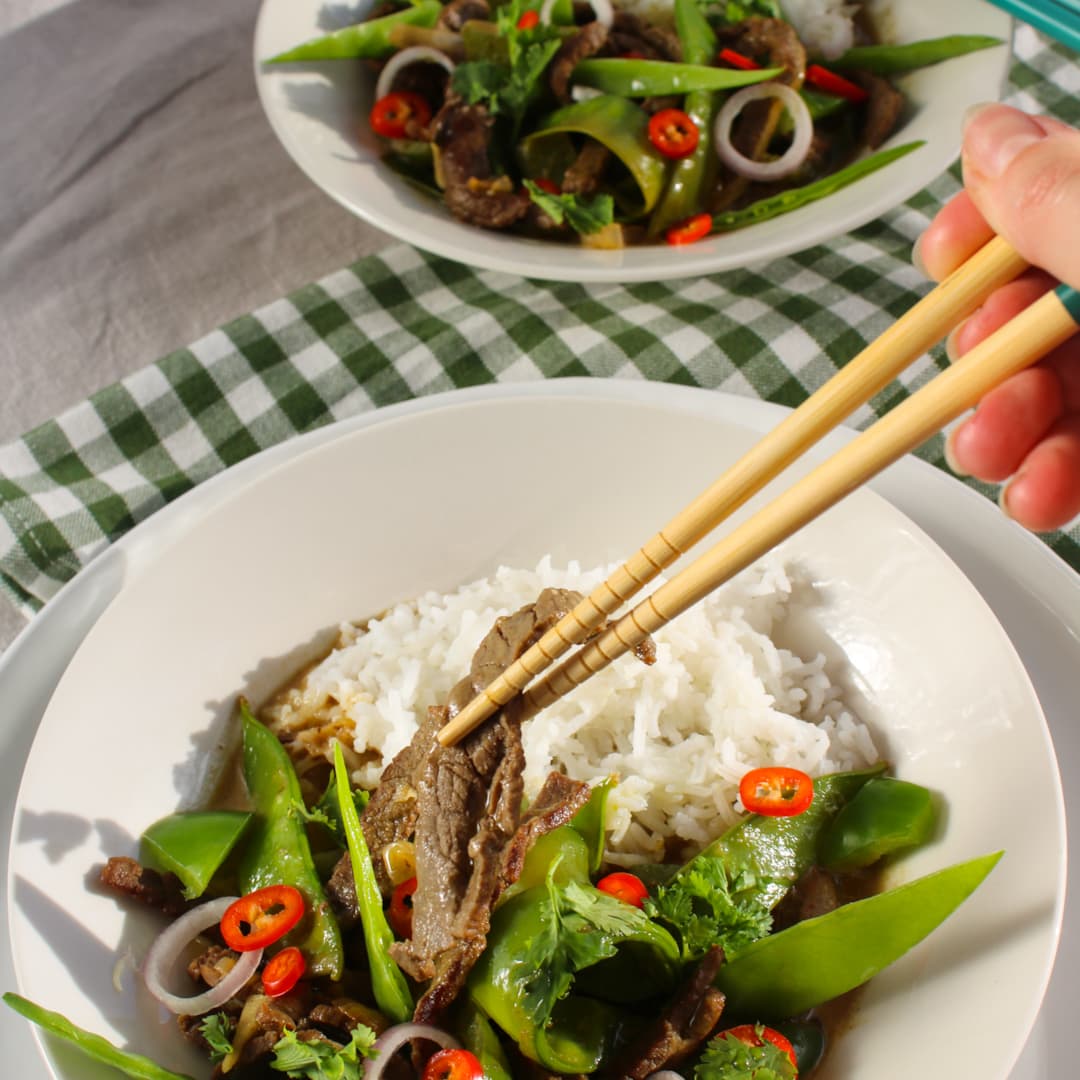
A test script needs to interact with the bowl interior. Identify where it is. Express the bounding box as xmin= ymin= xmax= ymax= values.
xmin=7 ymin=391 xmax=1063 ymax=1079
xmin=252 ymin=0 xmax=1011 ymax=281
